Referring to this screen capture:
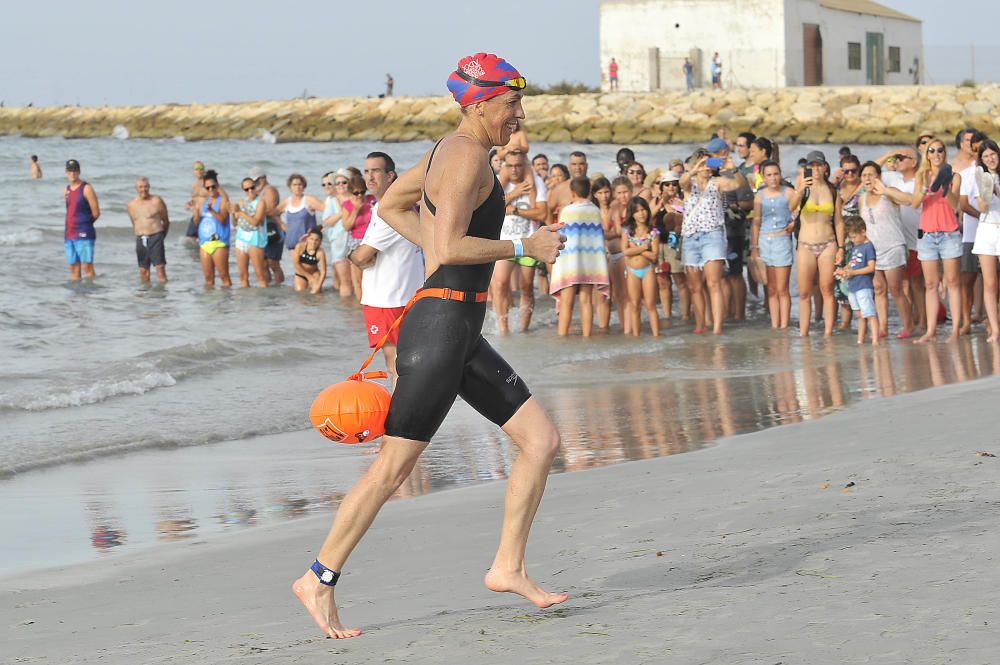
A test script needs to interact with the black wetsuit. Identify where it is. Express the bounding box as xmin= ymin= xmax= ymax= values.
xmin=383 ymin=143 xmax=532 ymax=442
